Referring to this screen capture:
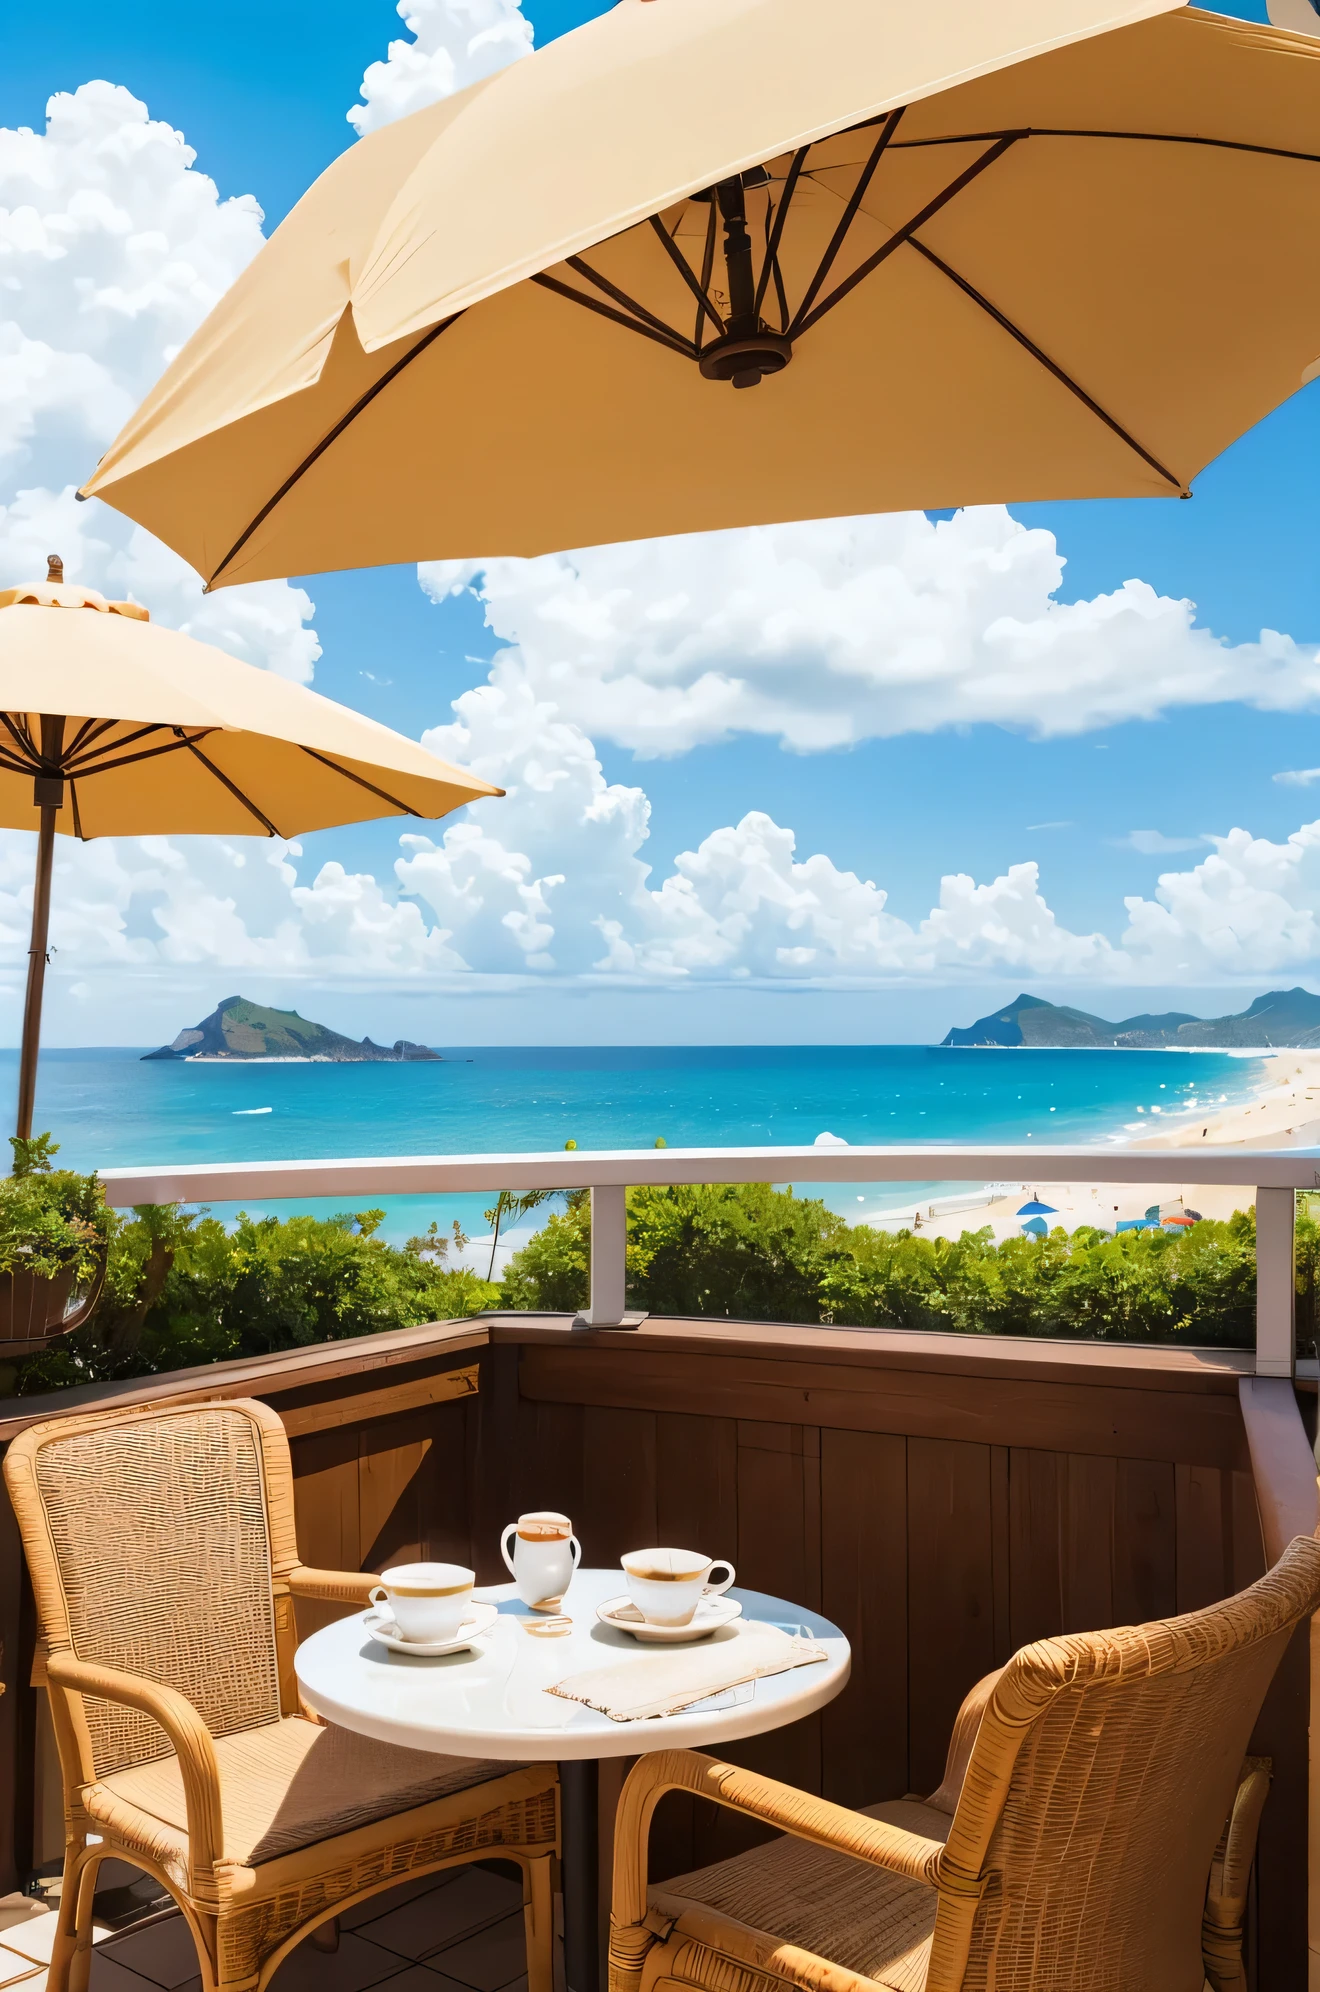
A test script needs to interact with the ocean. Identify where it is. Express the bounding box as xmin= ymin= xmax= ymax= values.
xmin=3 ymin=1043 xmax=1268 ymax=1251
